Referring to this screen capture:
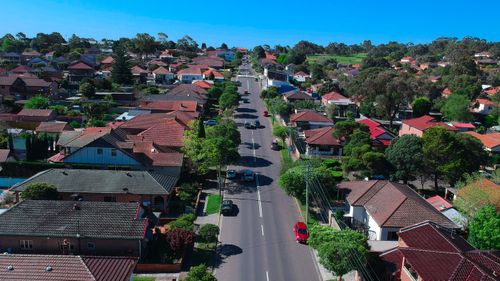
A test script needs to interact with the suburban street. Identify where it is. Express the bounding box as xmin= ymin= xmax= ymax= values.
xmin=215 ymin=63 xmax=322 ymax=281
